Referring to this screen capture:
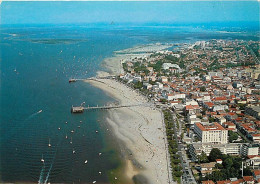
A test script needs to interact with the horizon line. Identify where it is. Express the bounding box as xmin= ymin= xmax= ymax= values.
xmin=1 ymin=0 xmax=260 ymax=2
